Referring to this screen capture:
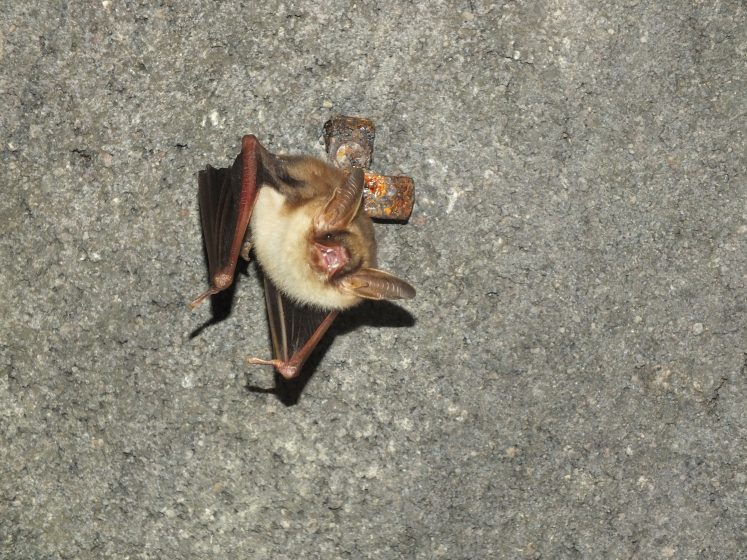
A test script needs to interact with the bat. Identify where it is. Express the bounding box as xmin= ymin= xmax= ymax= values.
xmin=190 ymin=135 xmax=415 ymax=379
